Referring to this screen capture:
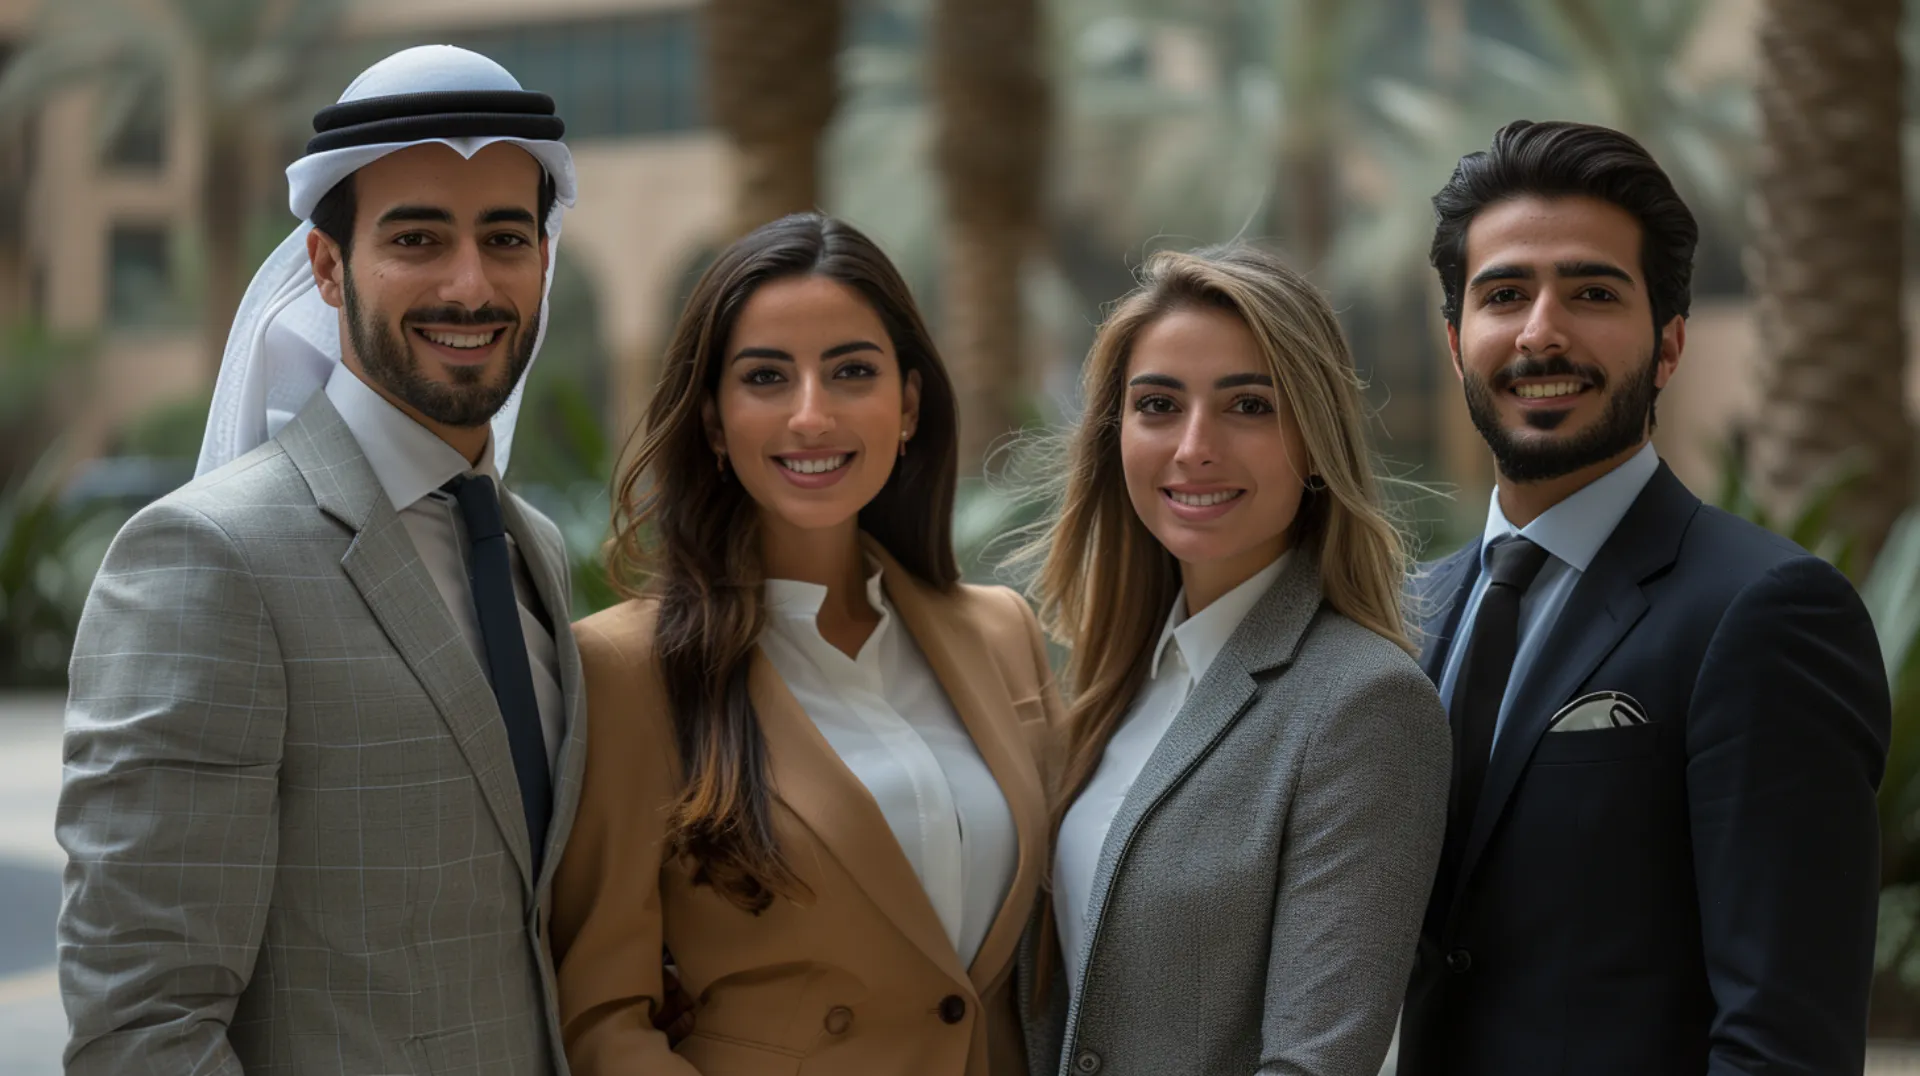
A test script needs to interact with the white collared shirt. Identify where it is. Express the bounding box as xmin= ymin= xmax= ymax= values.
xmin=759 ymin=566 xmax=1016 ymax=967
xmin=1438 ymin=442 xmax=1660 ymax=746
xmin=1052 ymin=554 xmax=1290 ymax=1001
xmin=323 ymin=364 xmax=565 ymax=774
